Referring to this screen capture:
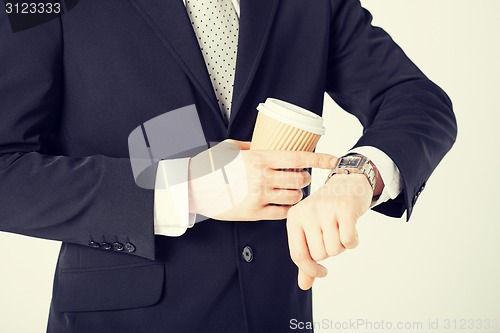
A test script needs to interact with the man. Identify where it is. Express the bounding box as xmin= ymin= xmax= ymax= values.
xmin=0 ymin=0 xmax=456 ymax=332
